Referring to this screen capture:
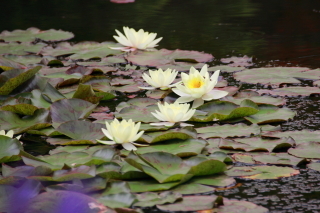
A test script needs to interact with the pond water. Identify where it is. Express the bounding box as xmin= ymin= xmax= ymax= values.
xmin=2 ymin=0 xmax=320 ymax=212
